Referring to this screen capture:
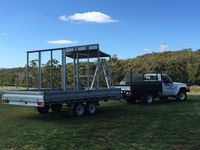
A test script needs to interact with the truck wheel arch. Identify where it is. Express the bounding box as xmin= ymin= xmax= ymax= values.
xmin=179 ymin=87 xmax=187 ymax=93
